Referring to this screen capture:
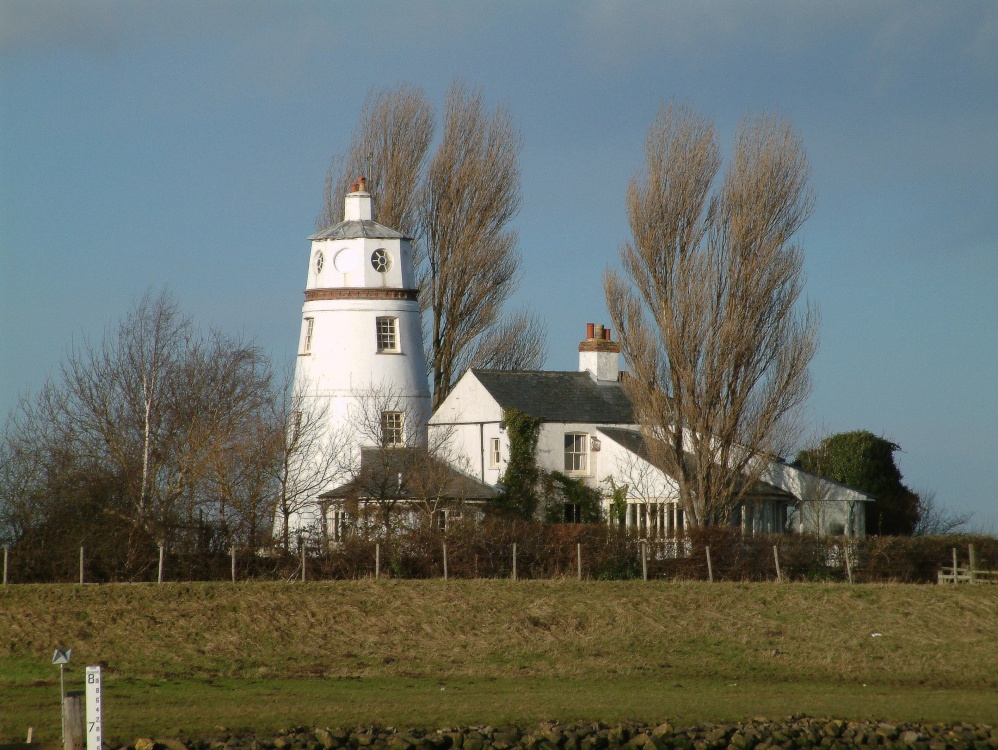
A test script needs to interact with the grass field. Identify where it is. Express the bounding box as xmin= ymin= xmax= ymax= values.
xmin=2 ymin=581 xmax=997 ymax=742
